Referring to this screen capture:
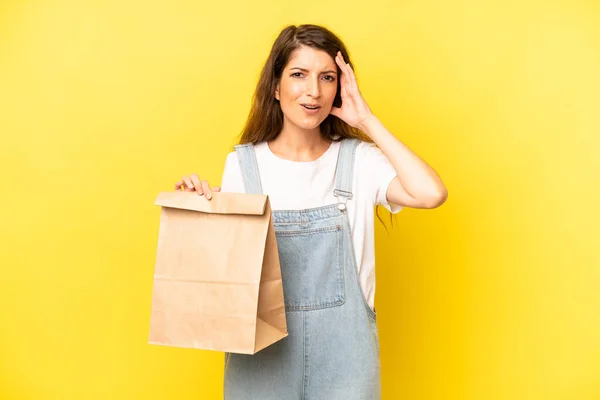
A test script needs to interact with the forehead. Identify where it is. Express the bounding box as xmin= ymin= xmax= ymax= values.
xmin=285 ymin=46 xmax=336 ymax=71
